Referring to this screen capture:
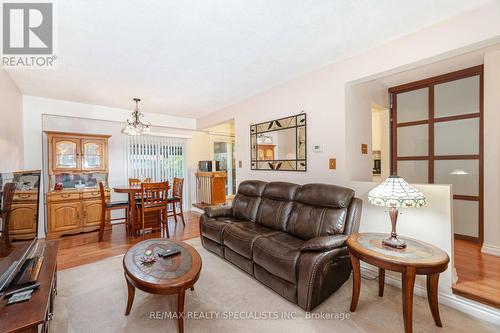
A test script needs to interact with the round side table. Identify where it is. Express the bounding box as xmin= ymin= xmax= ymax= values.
xmin=347 ymin=232 xmax=449 ymax=333
xmin=123 ymin=238 xmax=202 ymax=333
